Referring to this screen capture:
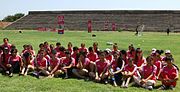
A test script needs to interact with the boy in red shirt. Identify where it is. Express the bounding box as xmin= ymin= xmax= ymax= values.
xmin=158 ymin=57 xmax=179 ymax=90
